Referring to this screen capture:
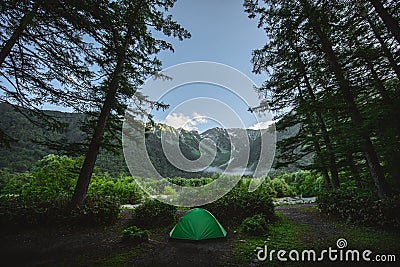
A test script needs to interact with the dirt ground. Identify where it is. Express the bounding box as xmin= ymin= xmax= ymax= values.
xmin=1 ymin=204 xmax=398 ymax=266
xmin=275 ymin=203 xmax=344 ymax=246
xmin=0 ymin=209 xmax=234 ymax=266
xmin=0 ymin=211 xmax=132 ymax=266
